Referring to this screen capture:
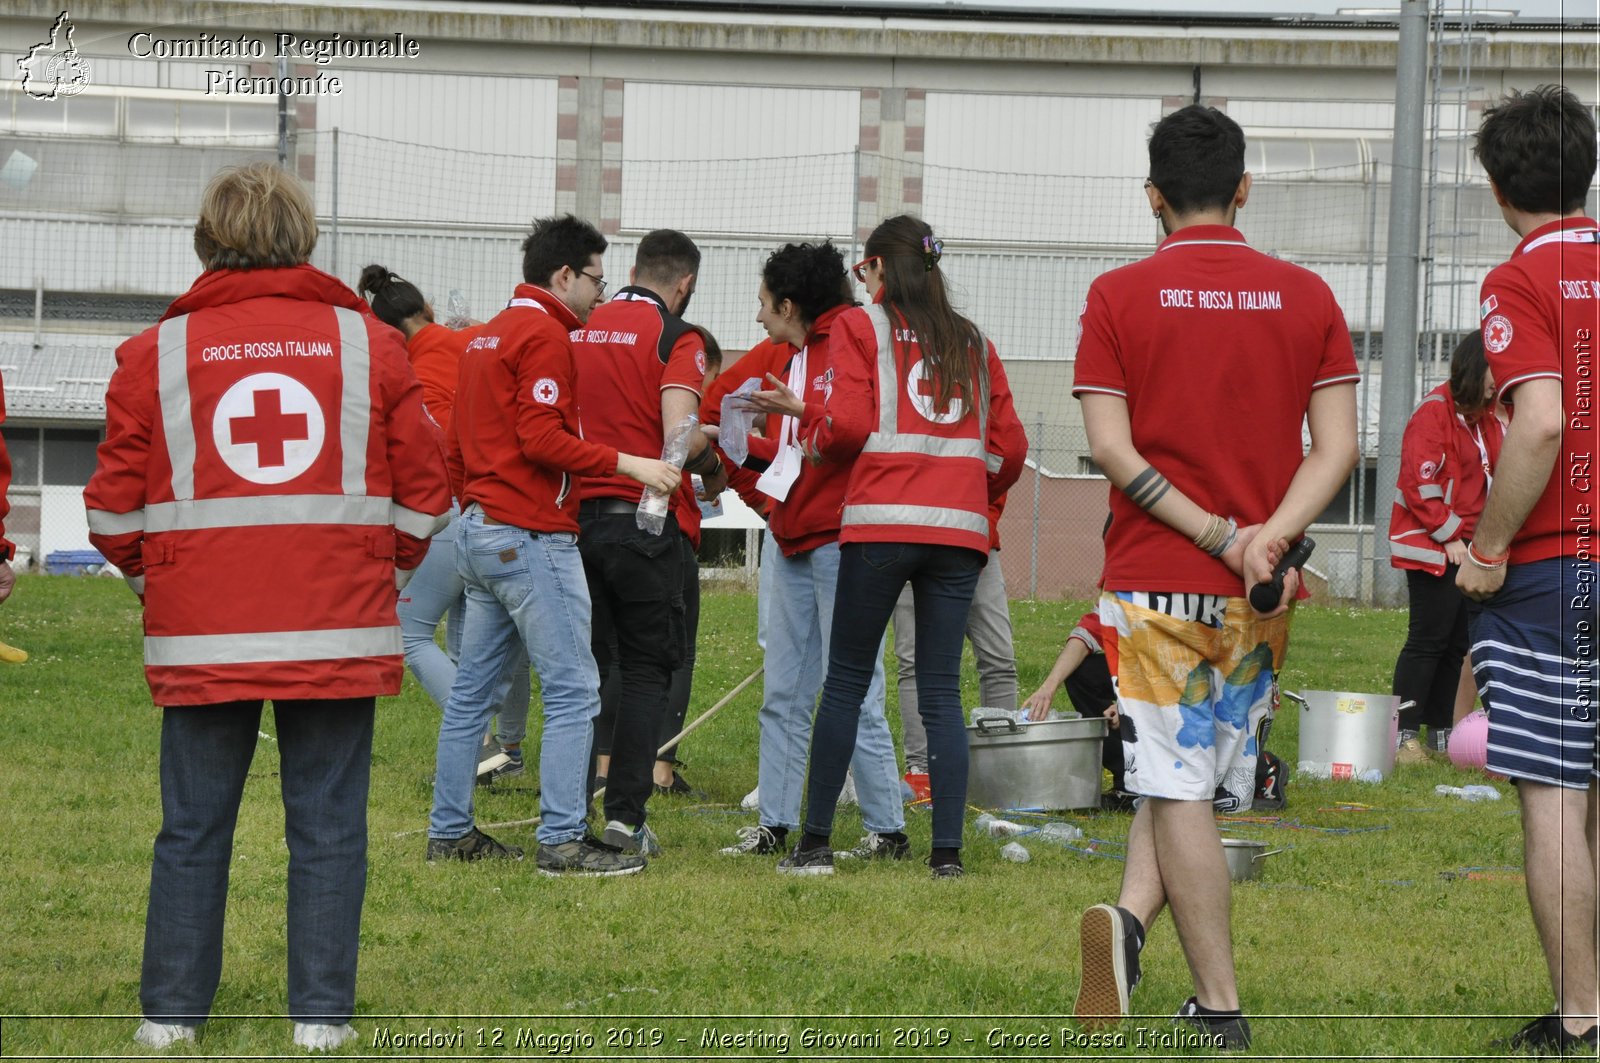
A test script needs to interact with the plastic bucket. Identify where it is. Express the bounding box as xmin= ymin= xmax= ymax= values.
xmin=1287 ymin=690 xmax=1400 ymax=781
xmin=903 ymin=772 xmax=931 ymax=802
